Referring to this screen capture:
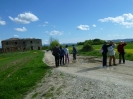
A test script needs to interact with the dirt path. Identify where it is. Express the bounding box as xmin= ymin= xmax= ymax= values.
xmin=24 ymin=51 xmax=133 ymax=99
